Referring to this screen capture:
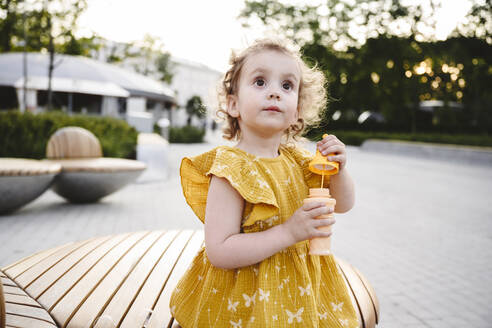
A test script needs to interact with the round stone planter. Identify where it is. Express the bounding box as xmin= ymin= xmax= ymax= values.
xmin=46 ymin=158 xmax=146 ymax=203
xmin=0 ymin=159 xmax=61 ymax=214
